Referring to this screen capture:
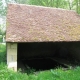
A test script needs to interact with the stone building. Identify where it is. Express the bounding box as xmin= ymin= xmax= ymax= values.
xmin=6 ymin=4 xmax=80 ymax=71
